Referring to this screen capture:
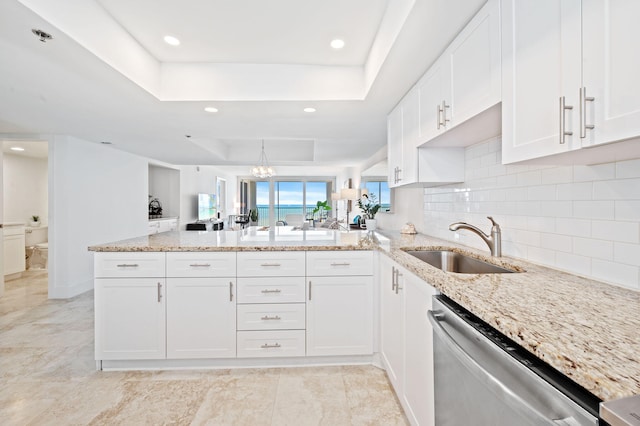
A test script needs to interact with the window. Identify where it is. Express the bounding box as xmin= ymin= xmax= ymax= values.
xmin=363 ymin=180 xmax=391 ymax=212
